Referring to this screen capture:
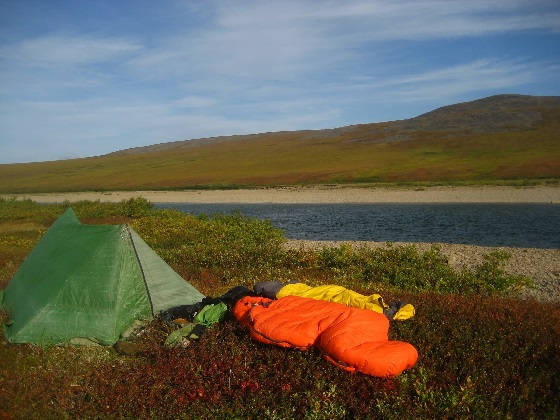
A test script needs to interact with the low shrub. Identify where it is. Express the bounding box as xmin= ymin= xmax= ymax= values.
xmin=457 ymin=250 xmax=532 ymax=293
xmin=308 ymin=244 xmax=530 ymax=295
xmin=0 ymin=198 xmax=531 ymax=297
xmin=130 ymin=210 xmax=286 ymax=289
xmin=0 ymin=198 xmax=554 ymax=418
xmin=4 ymin=294 xmax=557 ymax=418
xmin=0 ymin=197 xmax=60 ymax=224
